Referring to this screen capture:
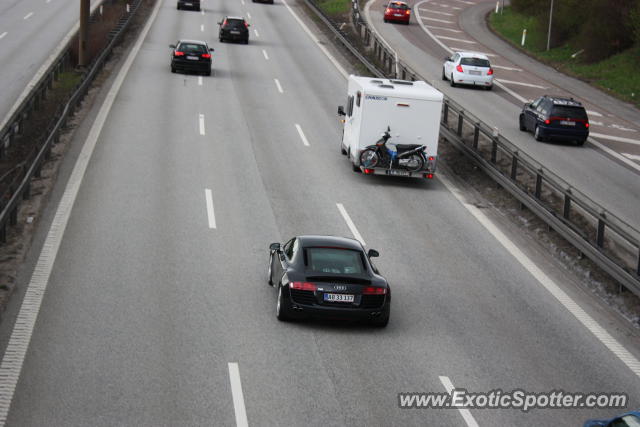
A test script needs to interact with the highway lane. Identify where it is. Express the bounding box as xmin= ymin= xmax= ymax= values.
xmin=365 ymin=0 xmax=640 ymax=228
xmin=1 ymin=0 xmax=640 ymax=425
xmin=0 ymin=0 xmax=100 ymax=127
